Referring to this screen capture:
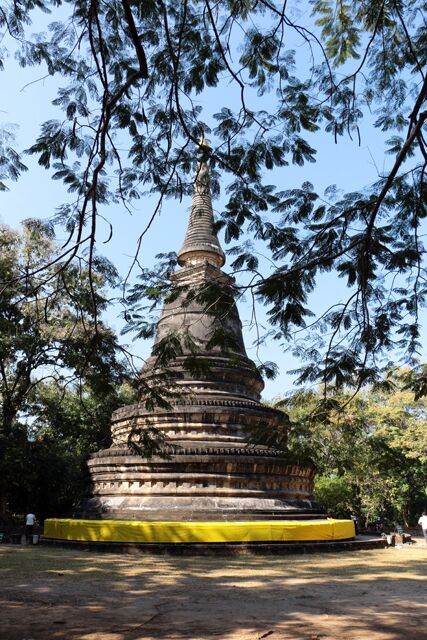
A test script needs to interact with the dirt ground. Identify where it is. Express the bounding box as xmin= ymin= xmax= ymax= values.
xmin=1 ymin=540 xmax=426 ymax=640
